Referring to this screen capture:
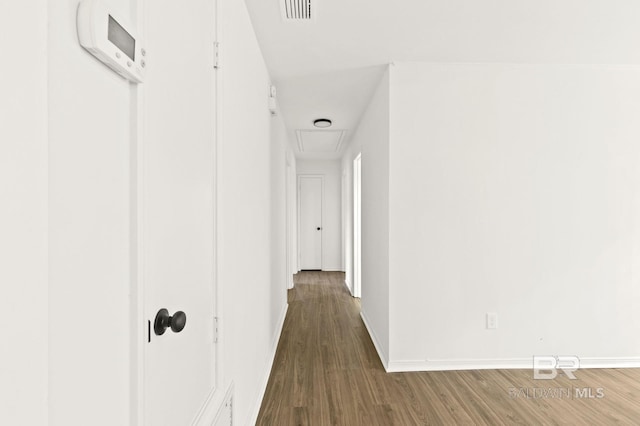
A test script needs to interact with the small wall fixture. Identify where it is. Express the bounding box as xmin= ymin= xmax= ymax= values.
xmin=313 ymin=118 xmax=332 ymax=128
